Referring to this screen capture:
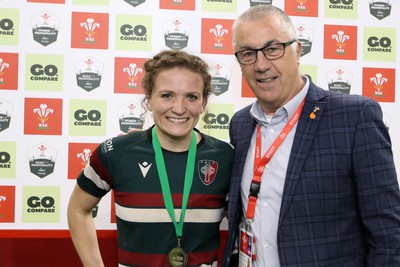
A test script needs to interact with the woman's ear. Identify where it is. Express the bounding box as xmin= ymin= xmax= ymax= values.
xmin=143 ymin=97 xmax=151 ymax=111
xmin=201 ymin=100 xmax=207 ymax=113
xmin=146 ymin=100 xmax=152 ymax=111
